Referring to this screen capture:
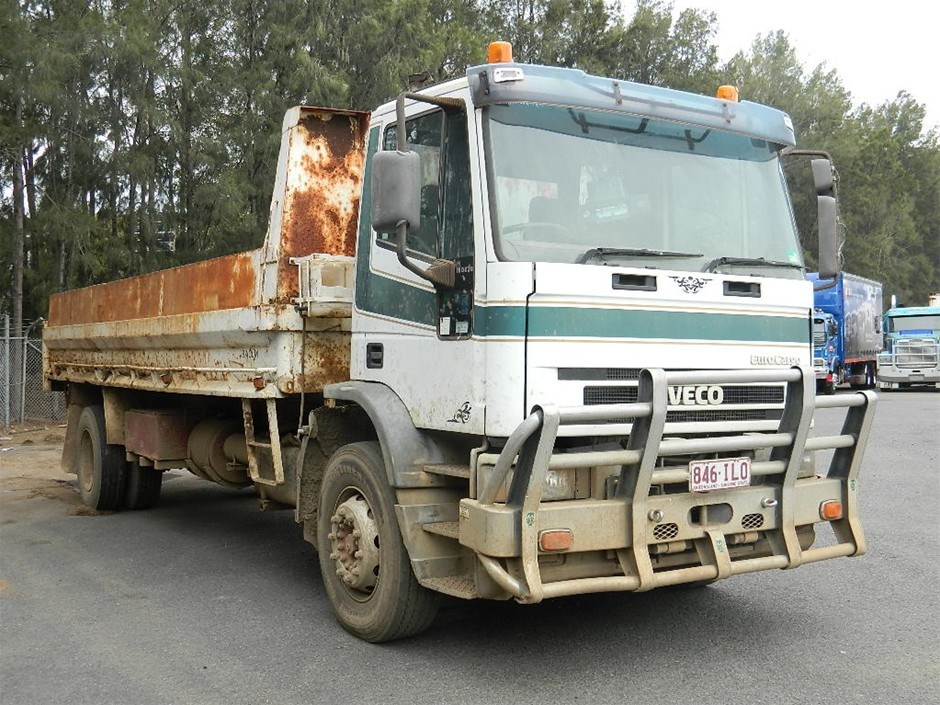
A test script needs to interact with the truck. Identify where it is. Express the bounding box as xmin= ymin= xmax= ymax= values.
xmin=43 ymin=43 xmax=877 ymax=642
xmin=807 ymin=272 xmax=883 ymax=394
xmin=877 ymin=300 xmax=940 ymax=389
